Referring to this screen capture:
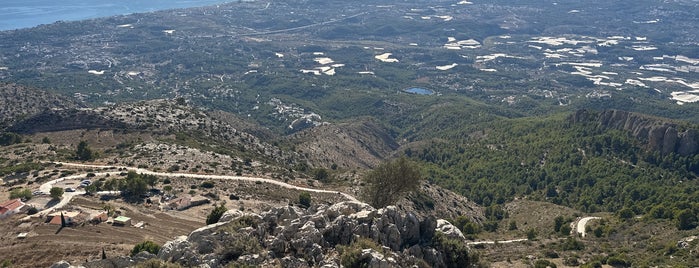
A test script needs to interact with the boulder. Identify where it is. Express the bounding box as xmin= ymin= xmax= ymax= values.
xmin=436 ymin=219 xmax=465 ymax=240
